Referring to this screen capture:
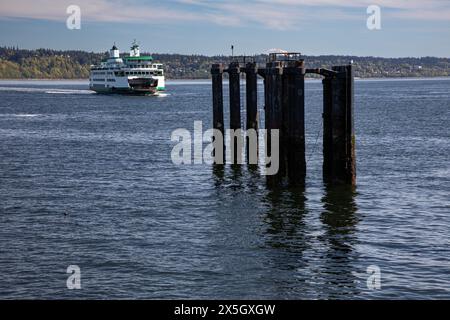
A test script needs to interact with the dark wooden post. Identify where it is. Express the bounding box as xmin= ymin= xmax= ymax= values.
xmin=245 ymin=62 xmax=258 ymax=164
xmin=284 ymin=60 xmax=306 ymax=185
xmin=264 ymin=61 xmax=284 ymax=182
xmin=211 ymin=63 xmax=225 ymax=164
xmin=323 ymin=64 xmax=356 ymax=185
xmin=228 ymin=62 xmax=241 ymax=165
xmin=346 ymin=65 xmax=356 ymax=185
xmin=322 ymin=73 xmax=333 ymax=179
